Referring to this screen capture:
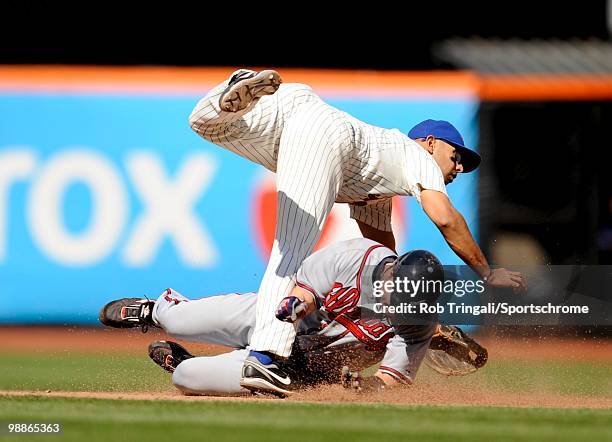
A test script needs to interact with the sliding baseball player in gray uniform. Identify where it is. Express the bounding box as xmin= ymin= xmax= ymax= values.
xmin=187 ymin=69 xmax=524 ymax=395
xmin=100 ymin=238 xmax=445 ymax=395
